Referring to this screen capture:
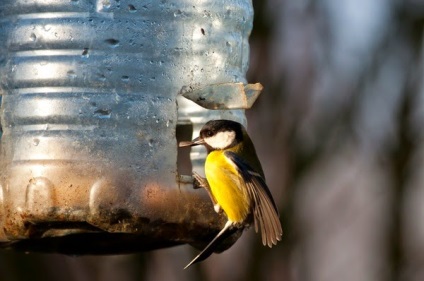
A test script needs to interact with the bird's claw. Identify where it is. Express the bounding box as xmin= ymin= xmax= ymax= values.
xmin=193 ymin=171 xmax=209 ymax=190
